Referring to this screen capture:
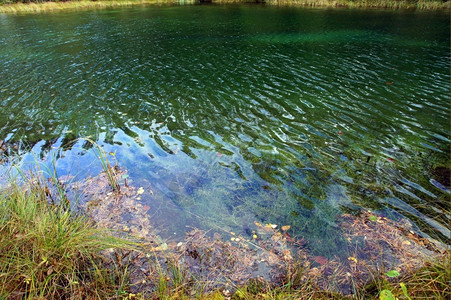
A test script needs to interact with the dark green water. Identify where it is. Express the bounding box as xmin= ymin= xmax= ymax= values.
xmin=0 ymin=5 xmax=449 ymax=256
